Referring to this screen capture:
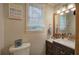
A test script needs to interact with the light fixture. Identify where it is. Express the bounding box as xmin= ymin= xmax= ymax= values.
xmin=62 ymin=7 xmax=66 ymax=11
xmin=65 ymin=10 xmax=69 ymax=13
xmin=68 ymin=4 xmax=74 ymax=9
xmin=71 ymin=7 xmax=76 ymax=11
xmin=57 ymin=10 xmax=61 ymax=14
xmin=60 ymin=12 xmax=64 ymax=15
